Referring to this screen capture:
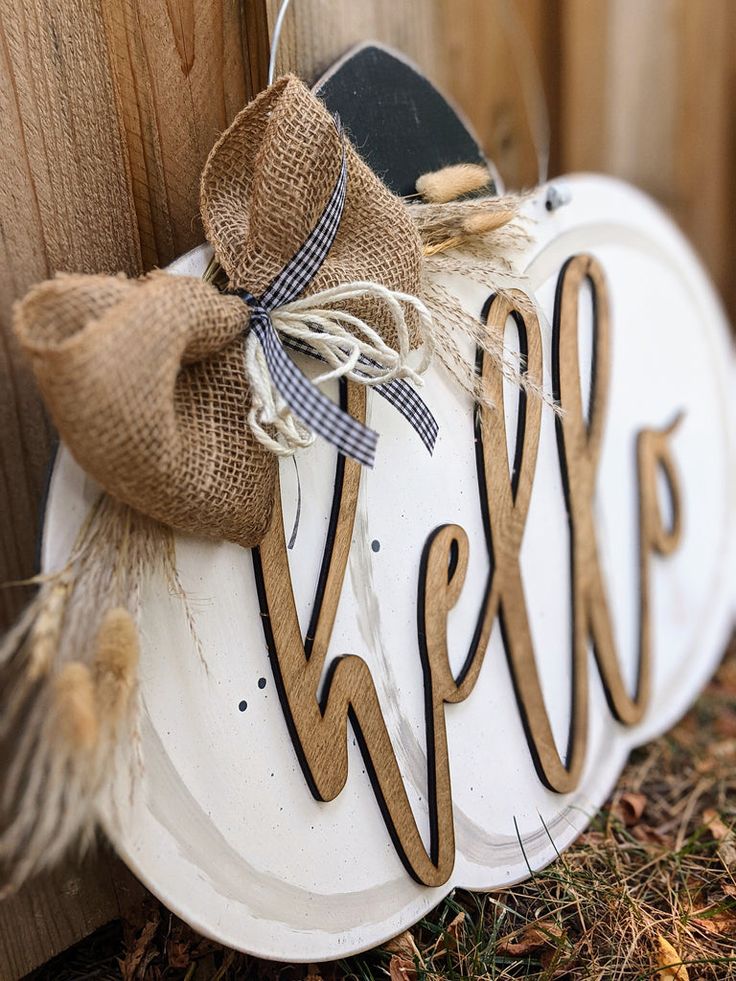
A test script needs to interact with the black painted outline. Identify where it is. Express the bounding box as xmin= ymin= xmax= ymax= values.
xmin=252 ymin=379 xmax=446 ymax=883
xmin=471 ymin=294 xmax=573 ymax=788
